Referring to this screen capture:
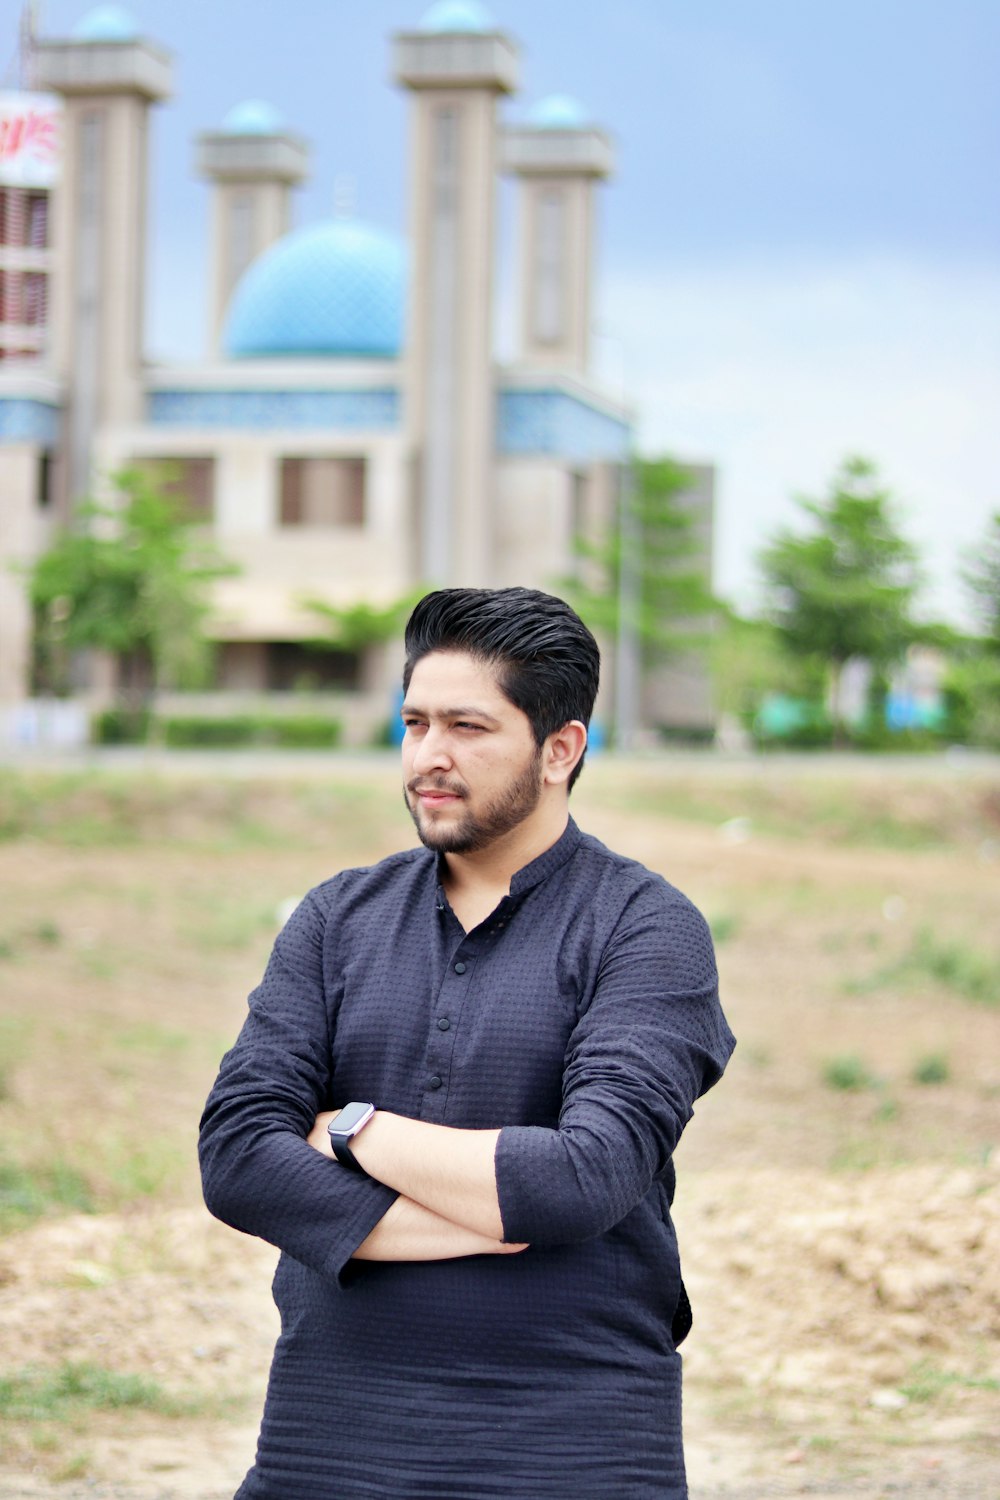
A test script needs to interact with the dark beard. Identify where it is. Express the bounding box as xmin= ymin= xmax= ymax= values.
xmin=404 ymin=753 xmax=543 ymax=854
